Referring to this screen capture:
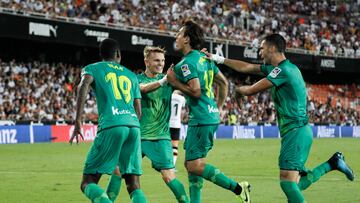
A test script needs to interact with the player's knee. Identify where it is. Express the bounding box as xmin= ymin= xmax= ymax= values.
xmin=123 ymin=174 xmax=140 ymax=194
xmin=126 ymin=182 xmax=140 ymax=194
xmin=185 ymin=161 xmax=203 ymax=175
xmin=161 ymin=169 xmax=176 ymax=183
xmin=280 ymin=170 xmax=299 ymax=182
xmin=113 ymin=166 xmax=121 ymax=176
xmin=80 ymin=182 xmax=87 ymax=193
